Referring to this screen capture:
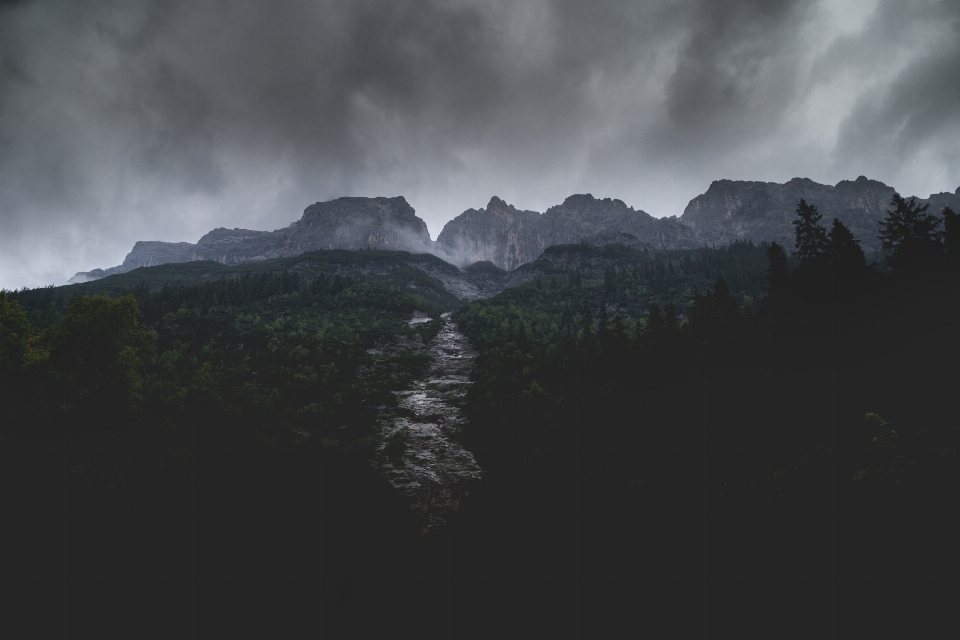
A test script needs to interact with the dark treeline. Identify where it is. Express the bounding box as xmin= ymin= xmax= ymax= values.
xmin=517 ymin=237 xmax=773 ymax=315
xmin=3 ymin=269 xmax=452 ymax=445
xmin=448 ymin=195 xmax=959 ymax=635
xmin=6 ymin=248 xmax=461 ymax=329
